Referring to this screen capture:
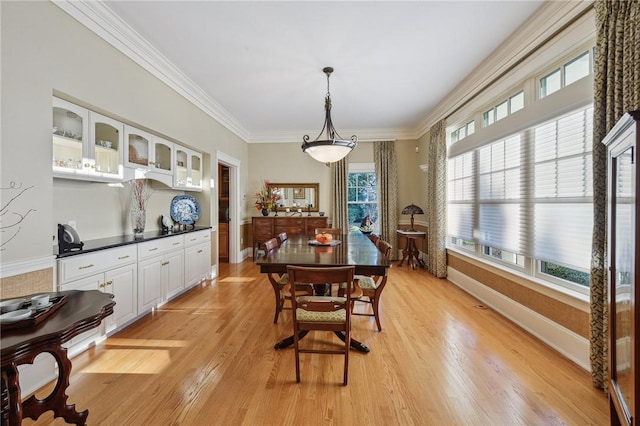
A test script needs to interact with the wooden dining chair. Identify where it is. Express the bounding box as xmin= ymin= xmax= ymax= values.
xmin=262 ymin=238 xmax=289 ymax=323
xmin=286 ymin=265 xmax=355 ymax=385
xmin=263 ymin=235 xmax=312 ymax=323
xmin=367 ymin=233 xmax=380 ymax=245
xmin=277 ymin=232 xmax=288 ymax=245
xmin=352 ymin=239 xmax=392 ymax=331
xmin=314 ymin=227 xmax=341 ymax=236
